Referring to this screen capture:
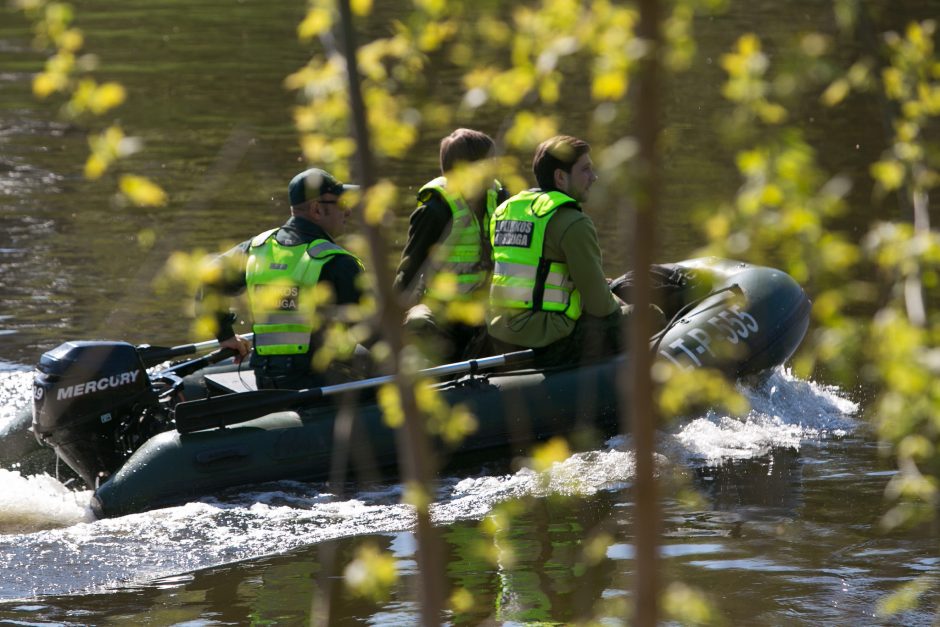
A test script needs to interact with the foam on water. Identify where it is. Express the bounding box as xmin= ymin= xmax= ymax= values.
xmin=0 ymin=489 xmax=428 ymax=599
xmin=0 ymin=369 xmax=31 ymax=438
xmin=671 ymin=367 xmax=858 ymax=464
xmin=0 ymin=469 xmax=95 ymax=534
xmin=439 ymin=448 xmax=640 ymax=522
xmin=439 ymin=370 xmax=858 ymax=519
